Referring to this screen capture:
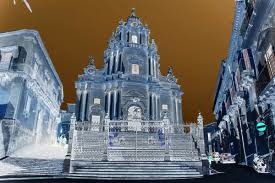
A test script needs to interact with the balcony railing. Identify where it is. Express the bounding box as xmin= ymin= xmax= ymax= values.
xmin=256 ymin=52 xmax=275 ymax=96
xmin=266 ymin=52 xmax=275 ymax=77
